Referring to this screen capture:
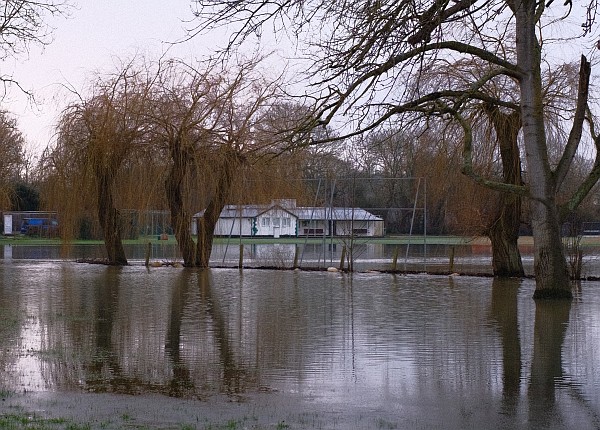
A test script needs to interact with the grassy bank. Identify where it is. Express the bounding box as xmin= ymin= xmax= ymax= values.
xmin=0 ymin=234 xmax=483 ymax=247
xmin=3 ymin=234 xmax=600 ymax=247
